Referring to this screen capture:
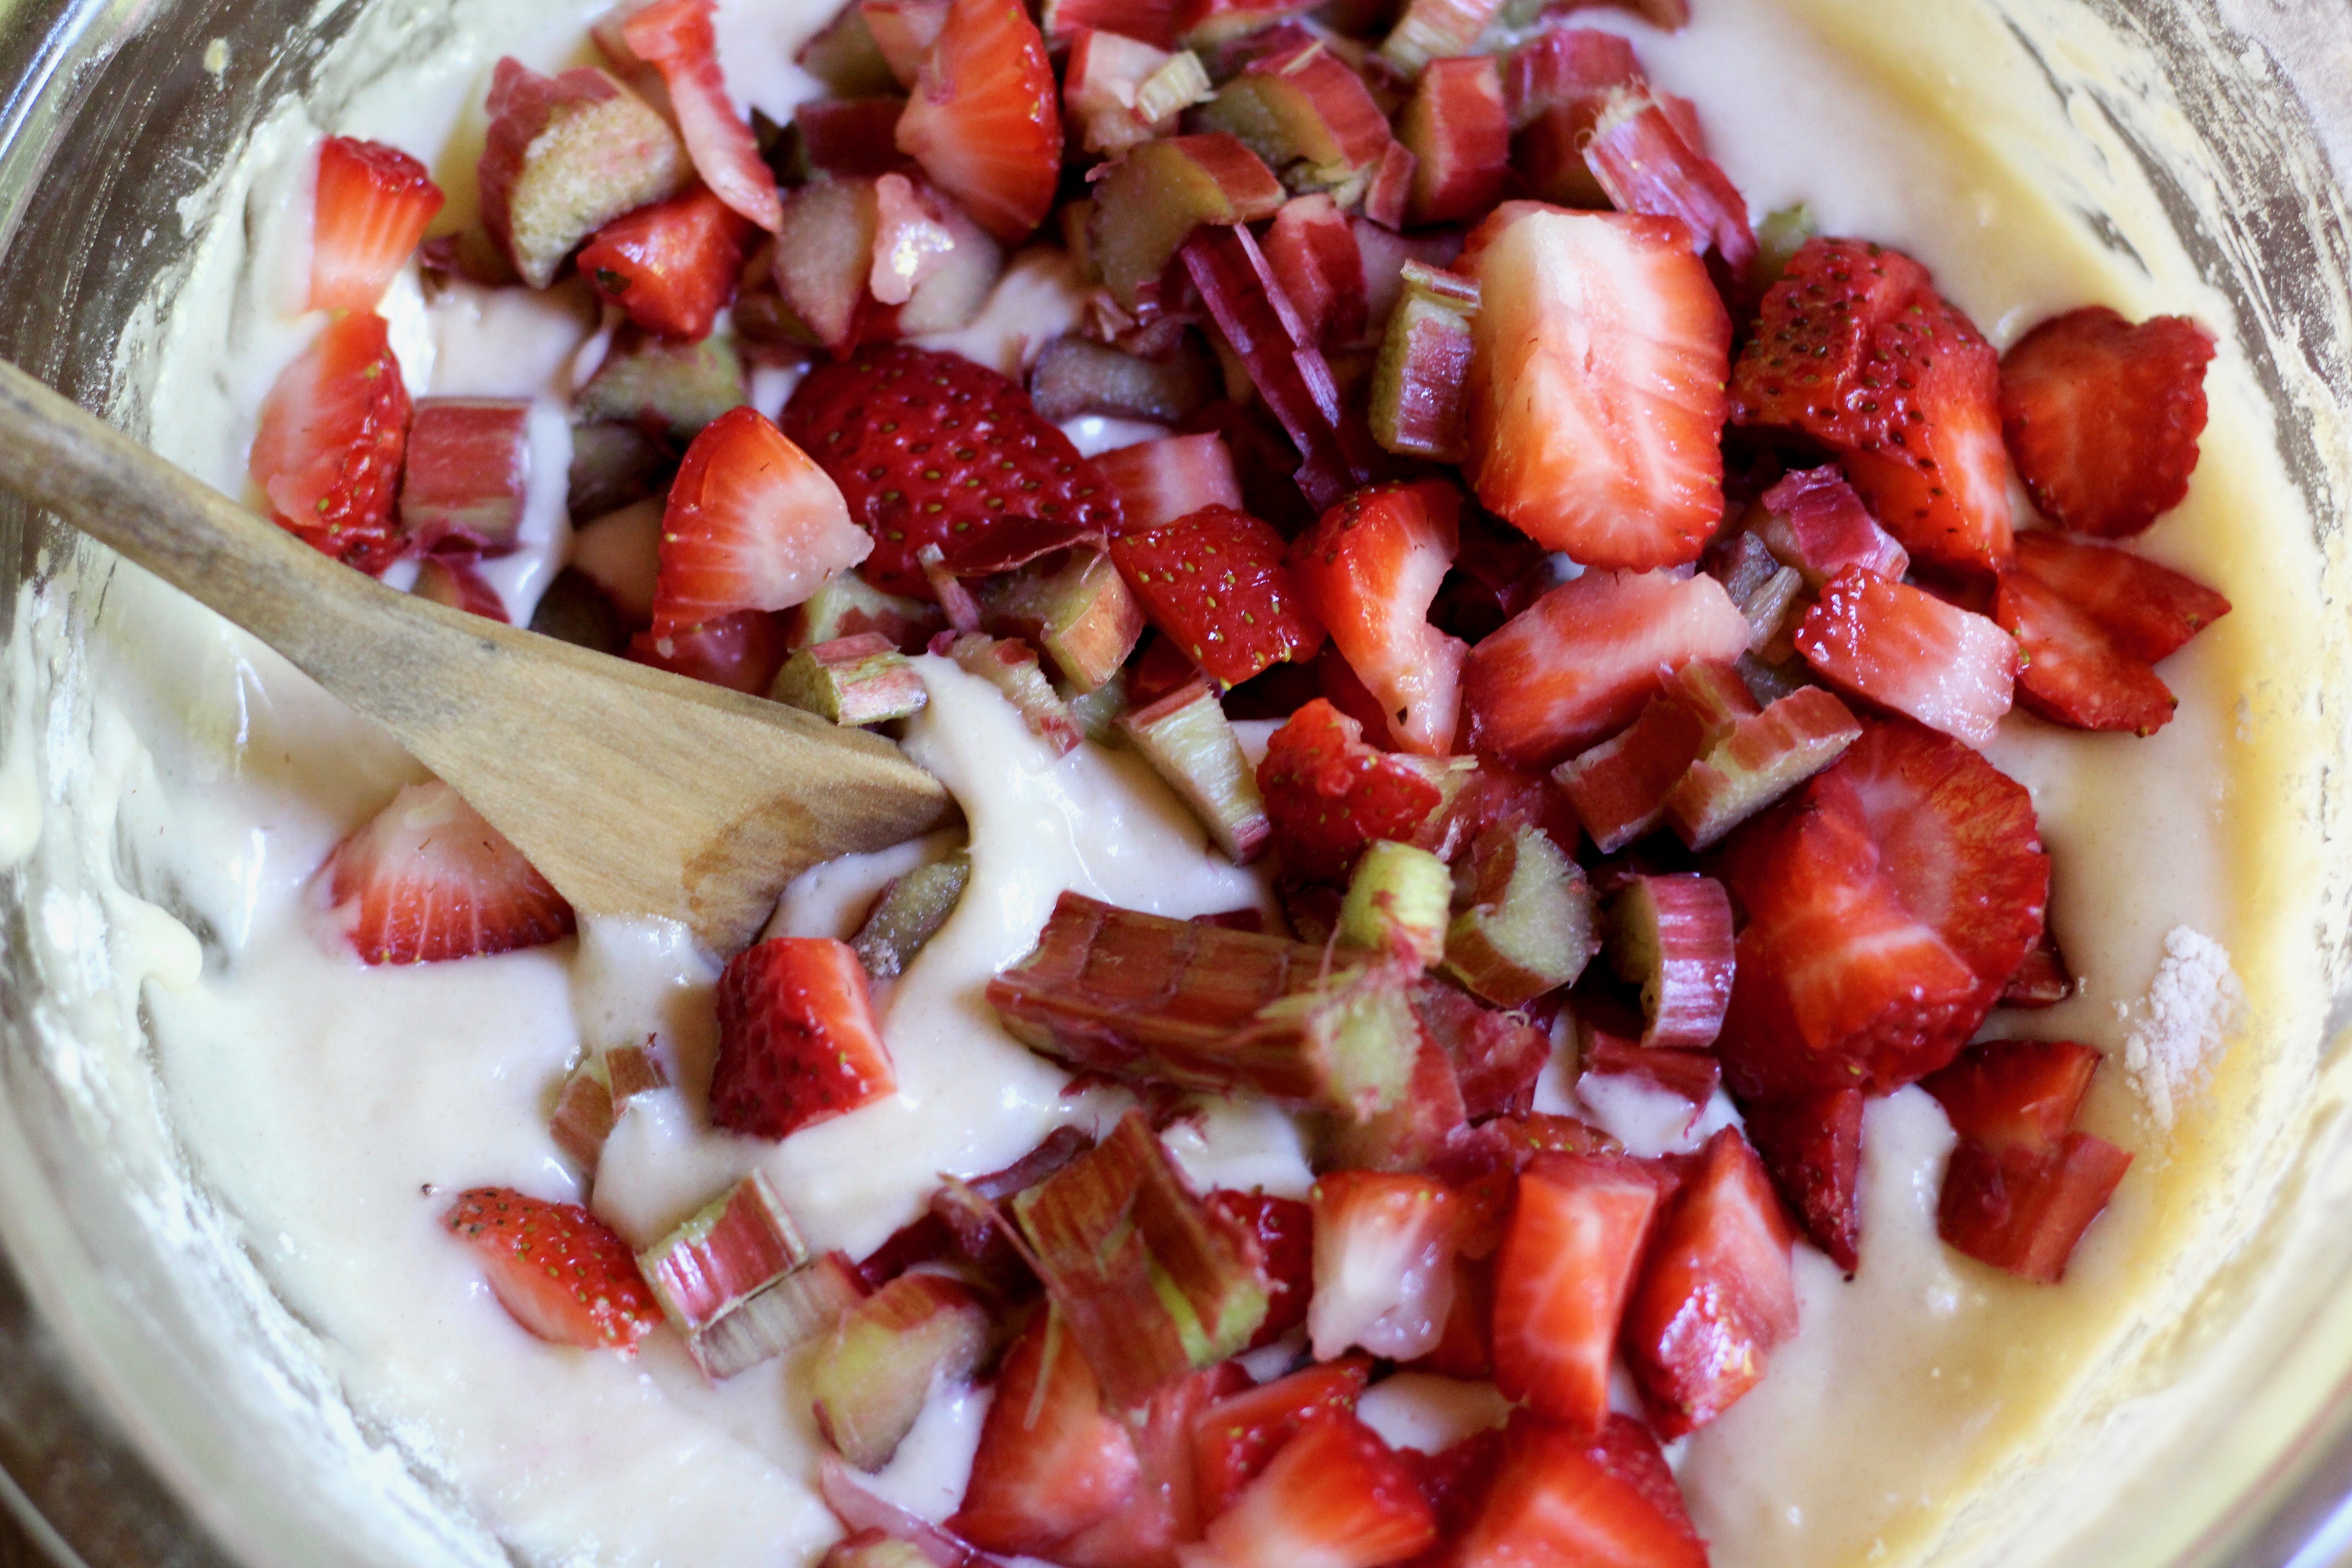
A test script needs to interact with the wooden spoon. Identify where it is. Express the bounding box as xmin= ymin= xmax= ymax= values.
xmin=0 ymin=359 xmax=956 ymax=953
